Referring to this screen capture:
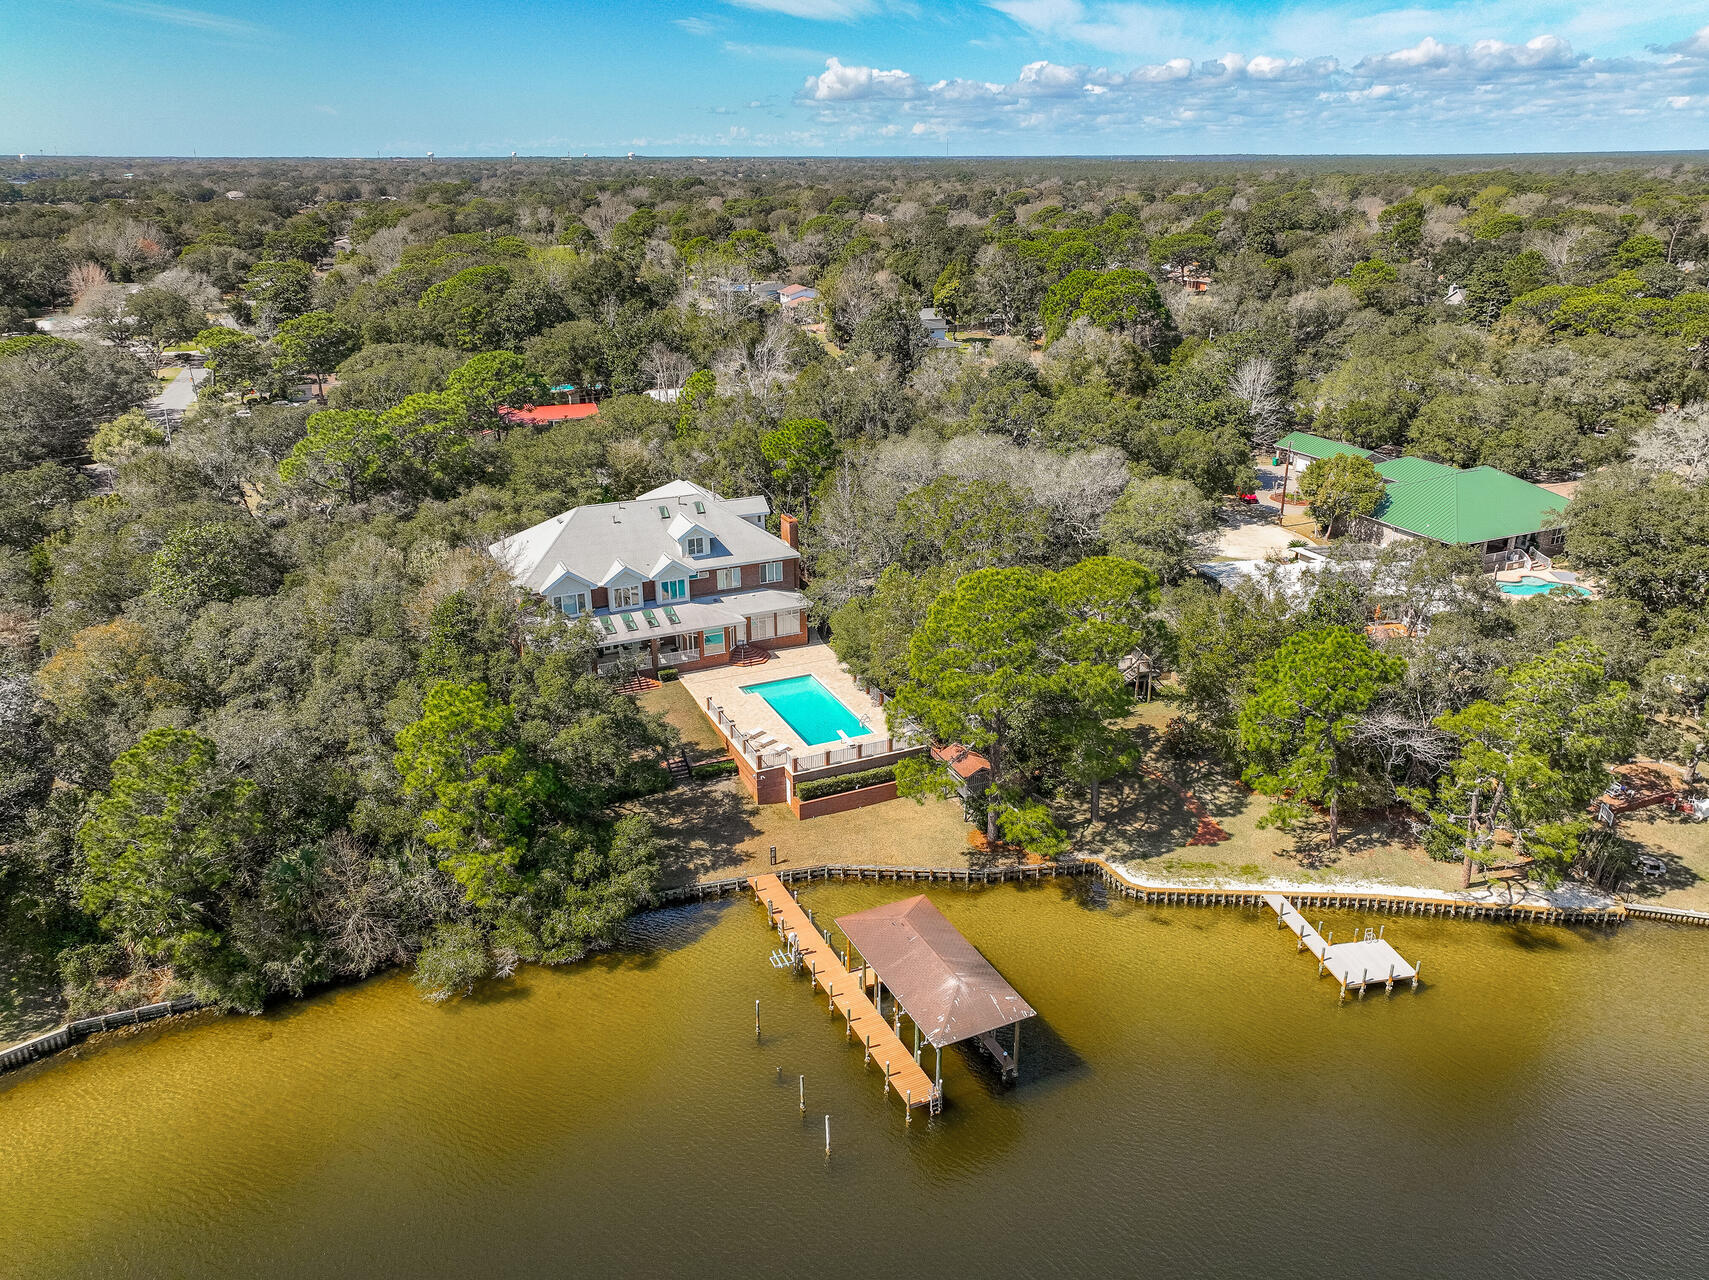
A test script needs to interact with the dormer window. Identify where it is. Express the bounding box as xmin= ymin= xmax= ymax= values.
xmin=660 ymin=578 xmax=688 ymax=602
xmin=684 ymin=535 xmax=707 ymax=556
